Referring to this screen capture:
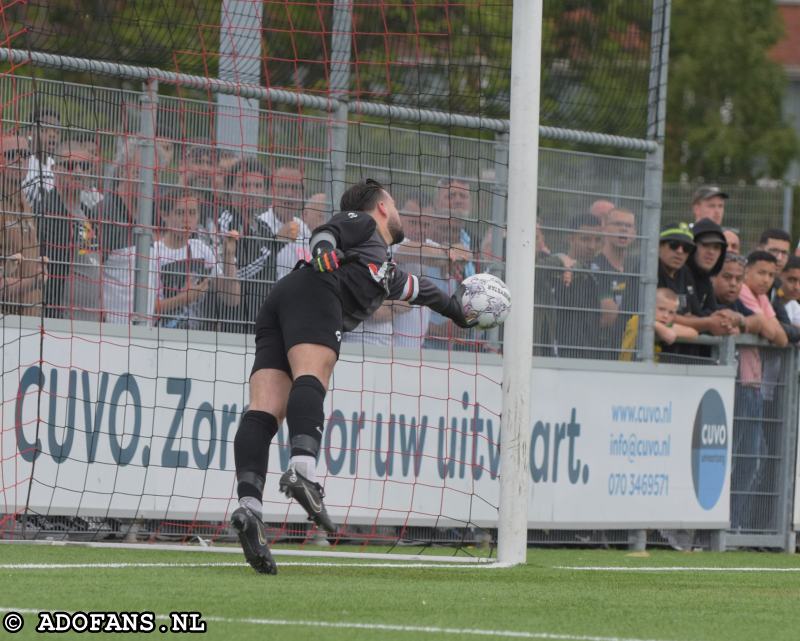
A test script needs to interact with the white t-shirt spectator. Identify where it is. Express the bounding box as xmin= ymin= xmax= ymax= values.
xmin=103 ymin=245 xmax=153 ymax=325
xmin=151 ymin=238 xmax=221 ymax=328
xmin=784 ymin=299 xmax=800 ymax=326
xmin=22 ymin=154 xmax=55 ymax=202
